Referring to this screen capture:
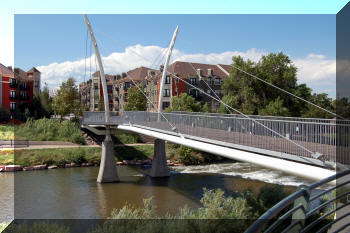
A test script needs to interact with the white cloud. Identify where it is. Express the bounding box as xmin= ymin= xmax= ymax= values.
xmin=37 ymin=44 xmax=336 ymax=97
